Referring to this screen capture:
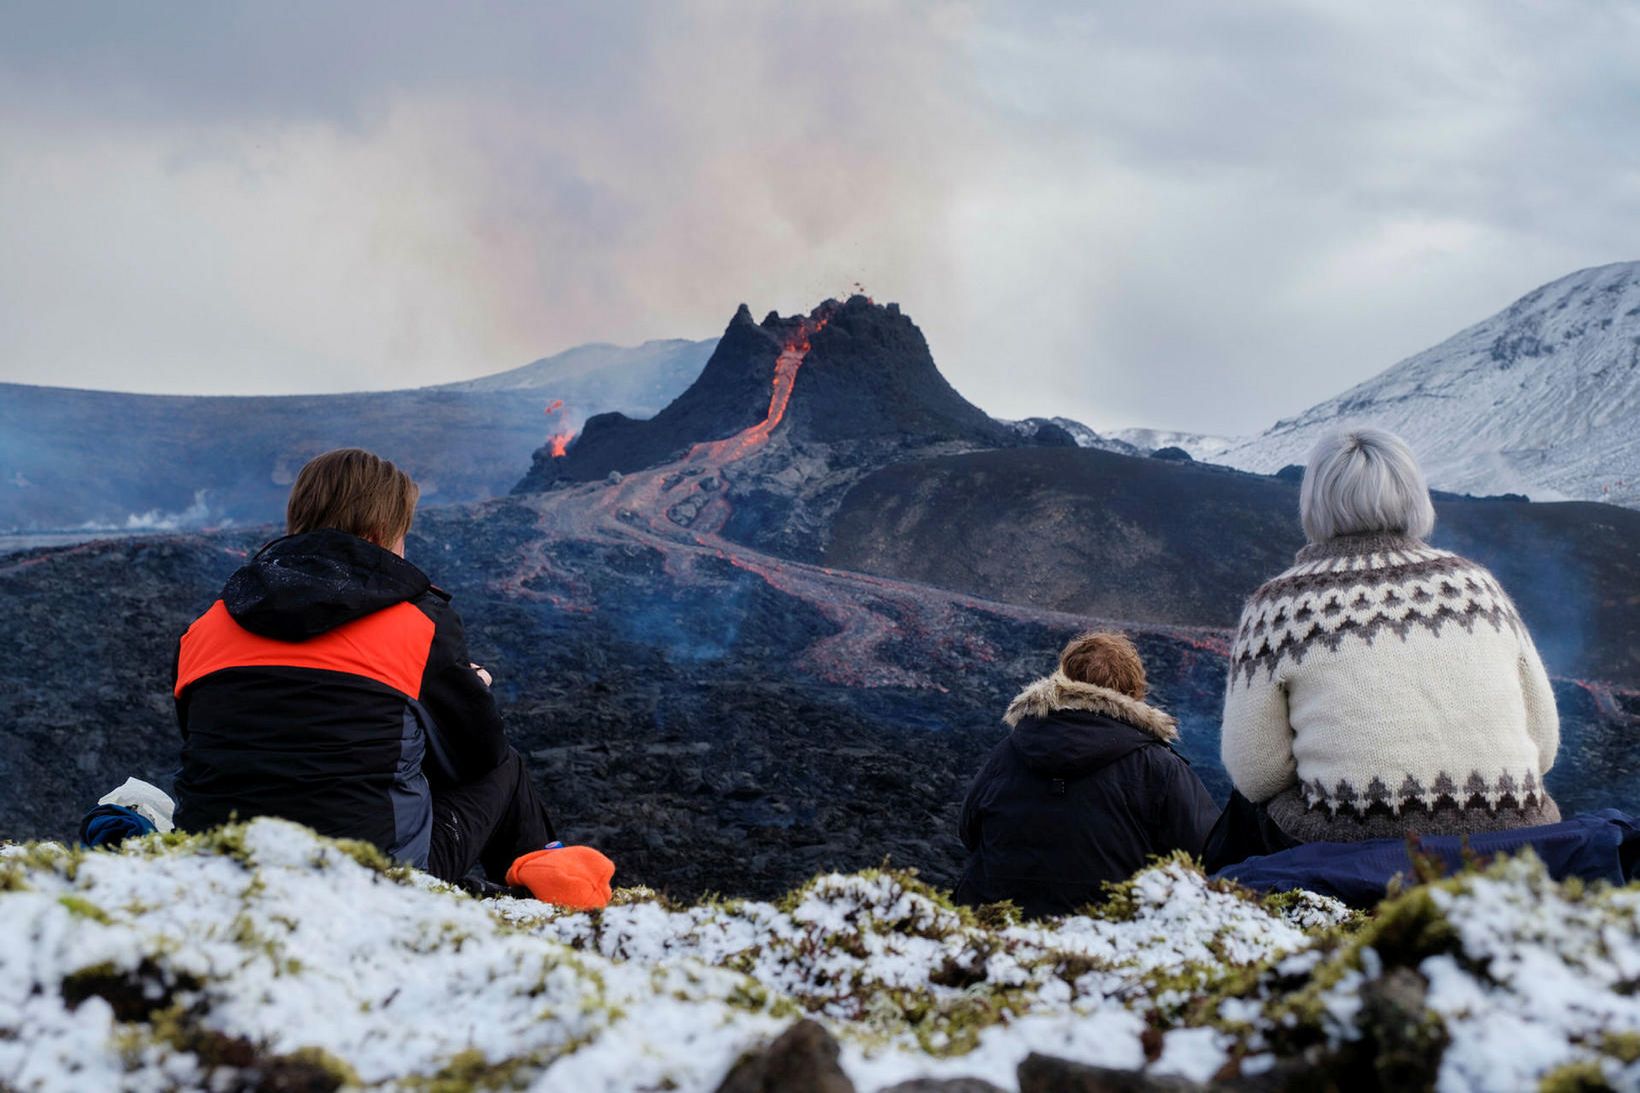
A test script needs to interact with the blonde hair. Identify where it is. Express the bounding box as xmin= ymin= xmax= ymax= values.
xmin=1300 ymin=428 xmax=1436 ymax=544
xmin=286 ymin=449 xmax=419 ymax=546
xmin=1059 ymin=631 xmax=1147 ymax=700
